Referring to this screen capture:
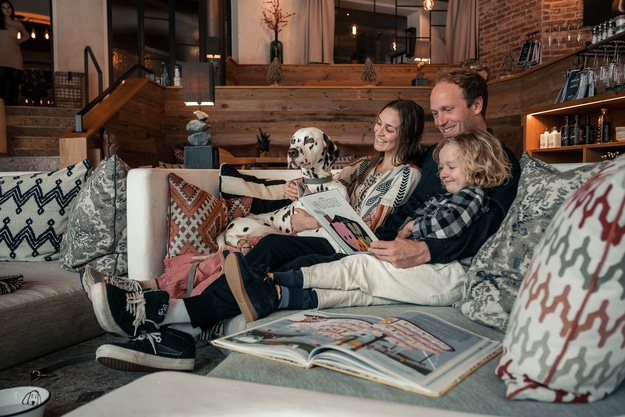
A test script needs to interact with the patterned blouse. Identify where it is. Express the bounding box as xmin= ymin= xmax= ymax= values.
xmin=334 ymin=158 xmax=421 ymax=231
